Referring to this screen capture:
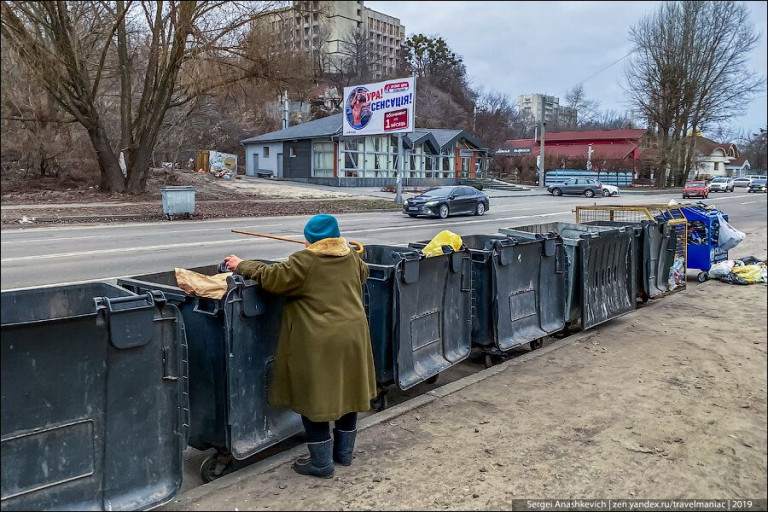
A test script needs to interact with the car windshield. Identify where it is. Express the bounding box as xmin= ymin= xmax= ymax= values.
xmin=712 ymin=178 xmax=728 ymax=182
xmin=753 ymin=179 xmax=766 ymax=185
xmin=421 ymin=187 xmax=453 ymax=197
xmin=685 ymin=182 xmax=705 ymax=186
xmin=735 ymin=178 xmax=750 ymax=181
